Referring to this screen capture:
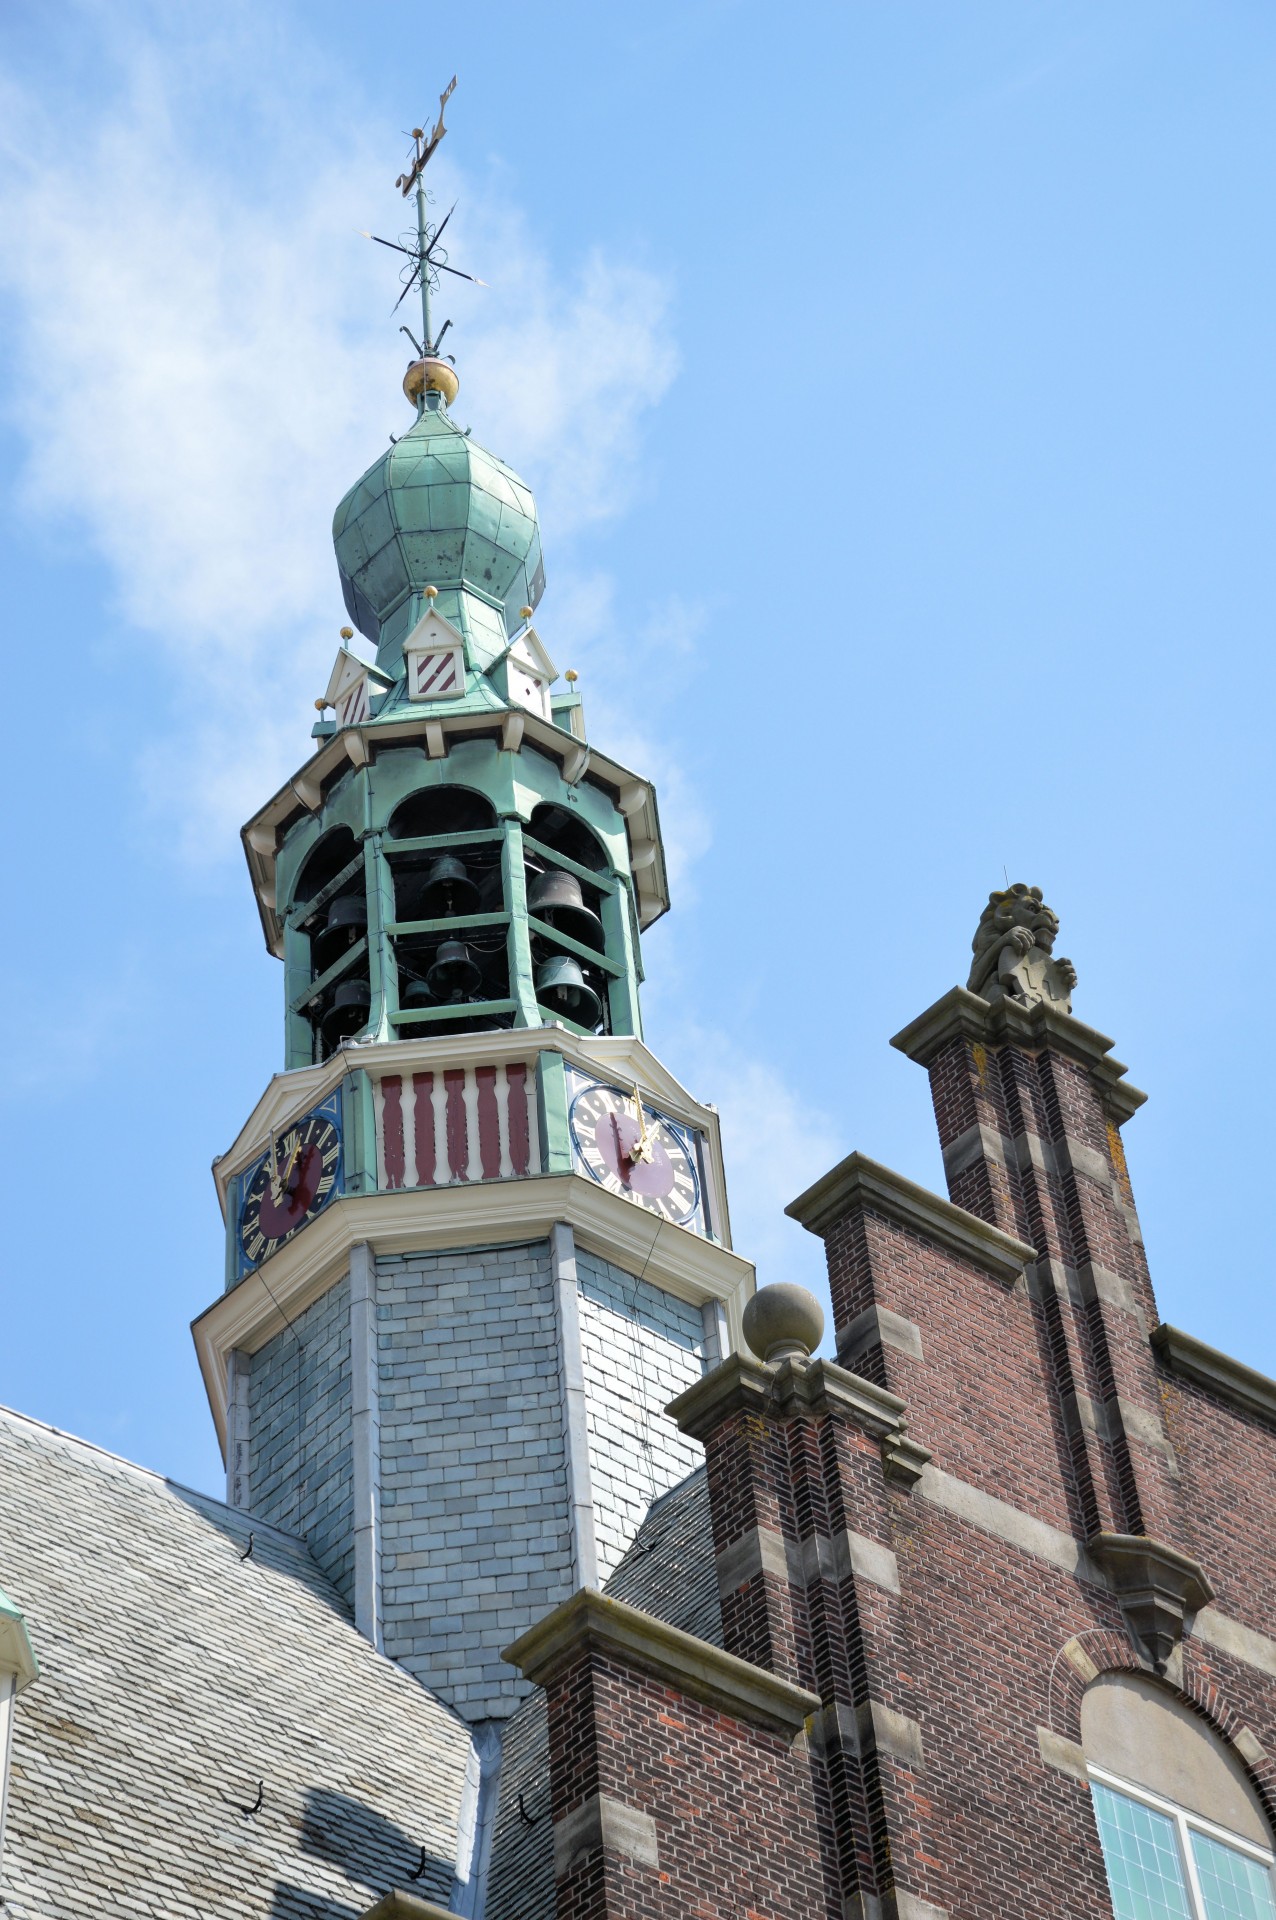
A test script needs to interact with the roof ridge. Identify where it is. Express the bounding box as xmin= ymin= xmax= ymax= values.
xmin=0 ymin=1401 xmax=307 ymax=1548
